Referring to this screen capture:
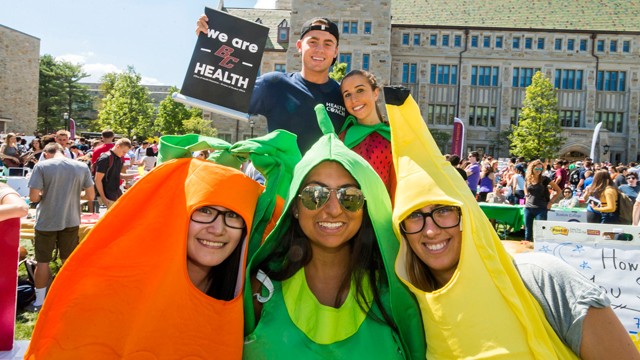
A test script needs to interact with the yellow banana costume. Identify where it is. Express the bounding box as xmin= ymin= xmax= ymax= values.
xmin=387 ymin=88 xmax=578 ymax=359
